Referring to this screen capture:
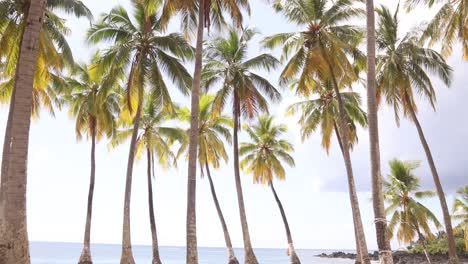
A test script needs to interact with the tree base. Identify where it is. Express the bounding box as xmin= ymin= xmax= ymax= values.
xmin=228 ymin=256 xmax=240 ymax=264
xmin=152 ymin=257 xmax=162 ymax=264
xmin=290 ymin=251 xmax=301 ymax=264
xmin=78 ymin=246 xmax=92 ymax=264
xmin=120 ymin=248 xmax=135 ymax=264
xmin=244 ymin=248 xmax=259 ymax=264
